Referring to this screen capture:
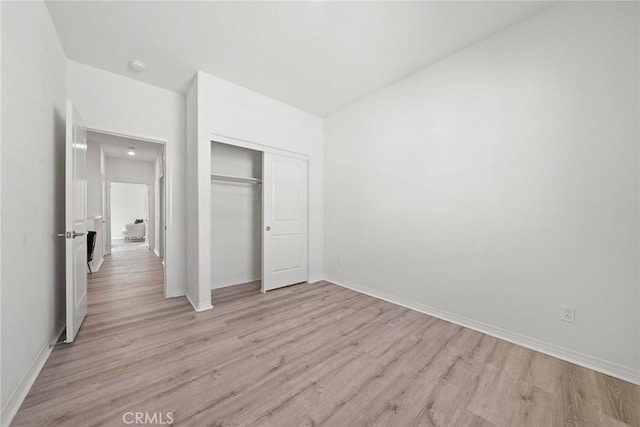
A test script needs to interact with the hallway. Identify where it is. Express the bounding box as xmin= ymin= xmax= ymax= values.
xmin=88 ymin=243 xmax=165 ymax=320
